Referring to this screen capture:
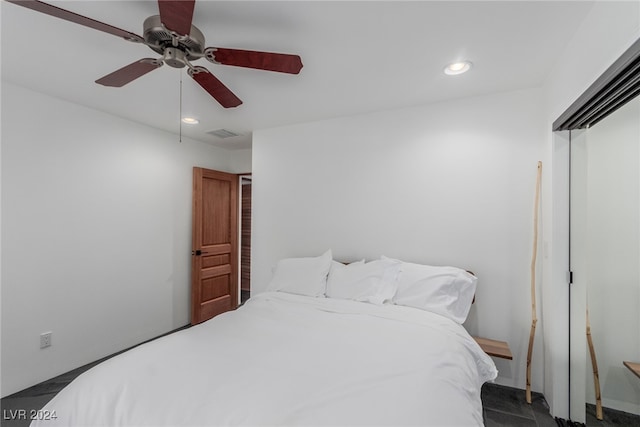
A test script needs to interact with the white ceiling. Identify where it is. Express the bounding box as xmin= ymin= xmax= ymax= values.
xmin=1 ymin=1 xmax=594 ymax=150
